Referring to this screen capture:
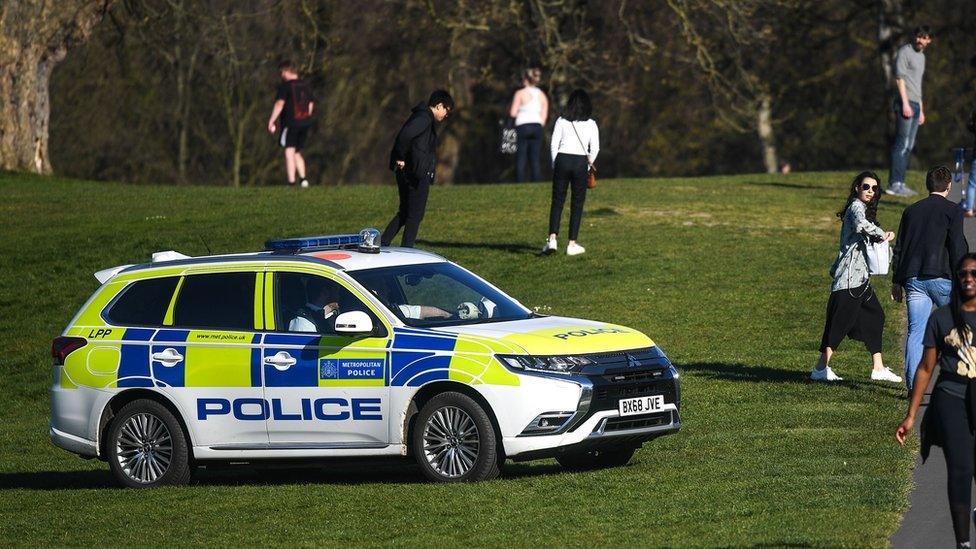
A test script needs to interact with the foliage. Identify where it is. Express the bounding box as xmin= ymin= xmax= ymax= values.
xmin=43 ymin=0 xmax=976 ymax=185
xmin=0 ymin=170 xmax=918 ymax=545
